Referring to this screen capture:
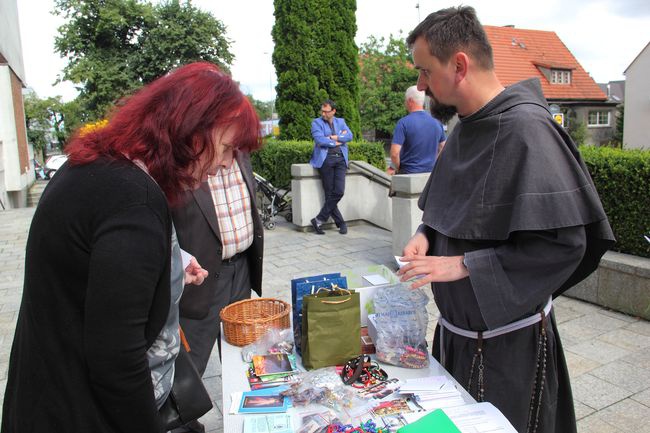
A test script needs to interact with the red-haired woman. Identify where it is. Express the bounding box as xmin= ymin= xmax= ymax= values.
xmin=1 ymin=62 xmax=262 ymax=433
